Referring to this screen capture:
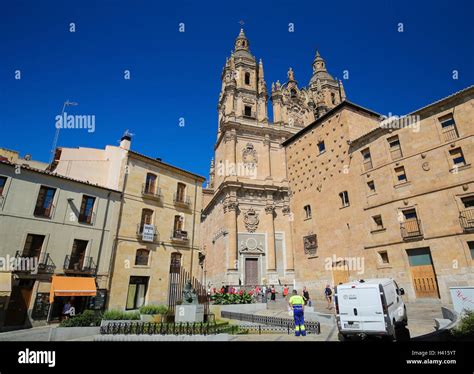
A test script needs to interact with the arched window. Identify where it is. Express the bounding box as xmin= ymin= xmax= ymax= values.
xmin=244 ymin=72 xmax=251 ymax=85
xmin=290 ymin=89 xmax=297 ymax=98
xmin=135 ymin=248 xmax=150 ymax=266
